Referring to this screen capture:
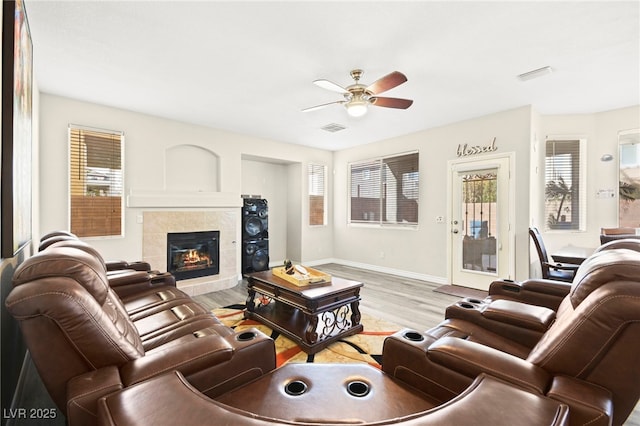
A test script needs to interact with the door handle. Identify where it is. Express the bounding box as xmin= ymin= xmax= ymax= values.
xmin=452 ymin=229 xmax=459 ymax=234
